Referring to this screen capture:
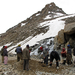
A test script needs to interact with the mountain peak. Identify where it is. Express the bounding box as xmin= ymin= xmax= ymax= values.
xmin=41 ymin=2 xmax=66 ymax=14
xmin=46 ymin=2 xmax=56 ymax=7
